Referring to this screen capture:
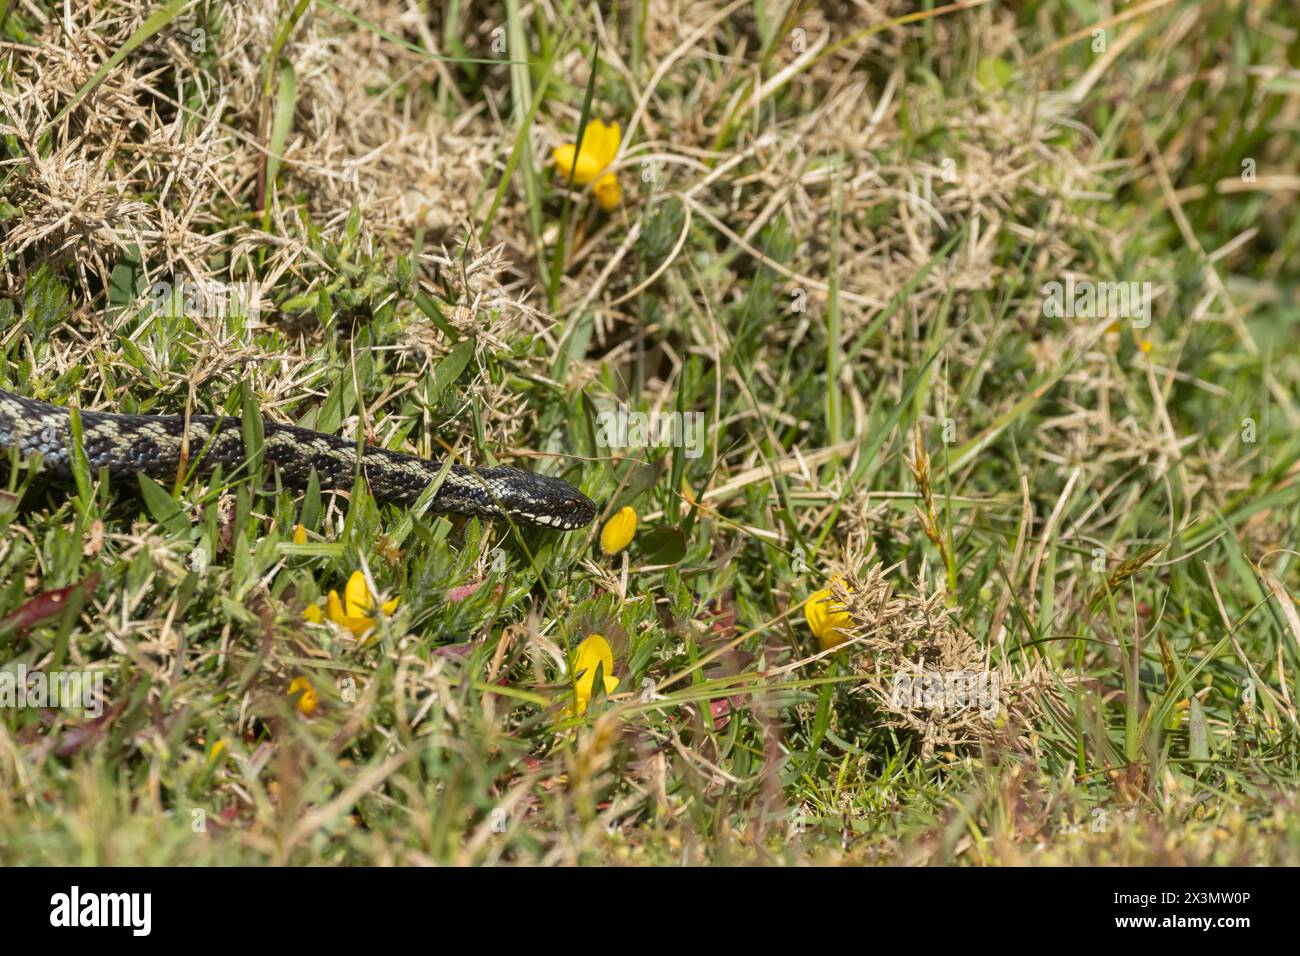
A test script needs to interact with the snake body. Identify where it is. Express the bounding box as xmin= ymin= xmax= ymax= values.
xmin=0 ymin=389 xmax=597 ymax=530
